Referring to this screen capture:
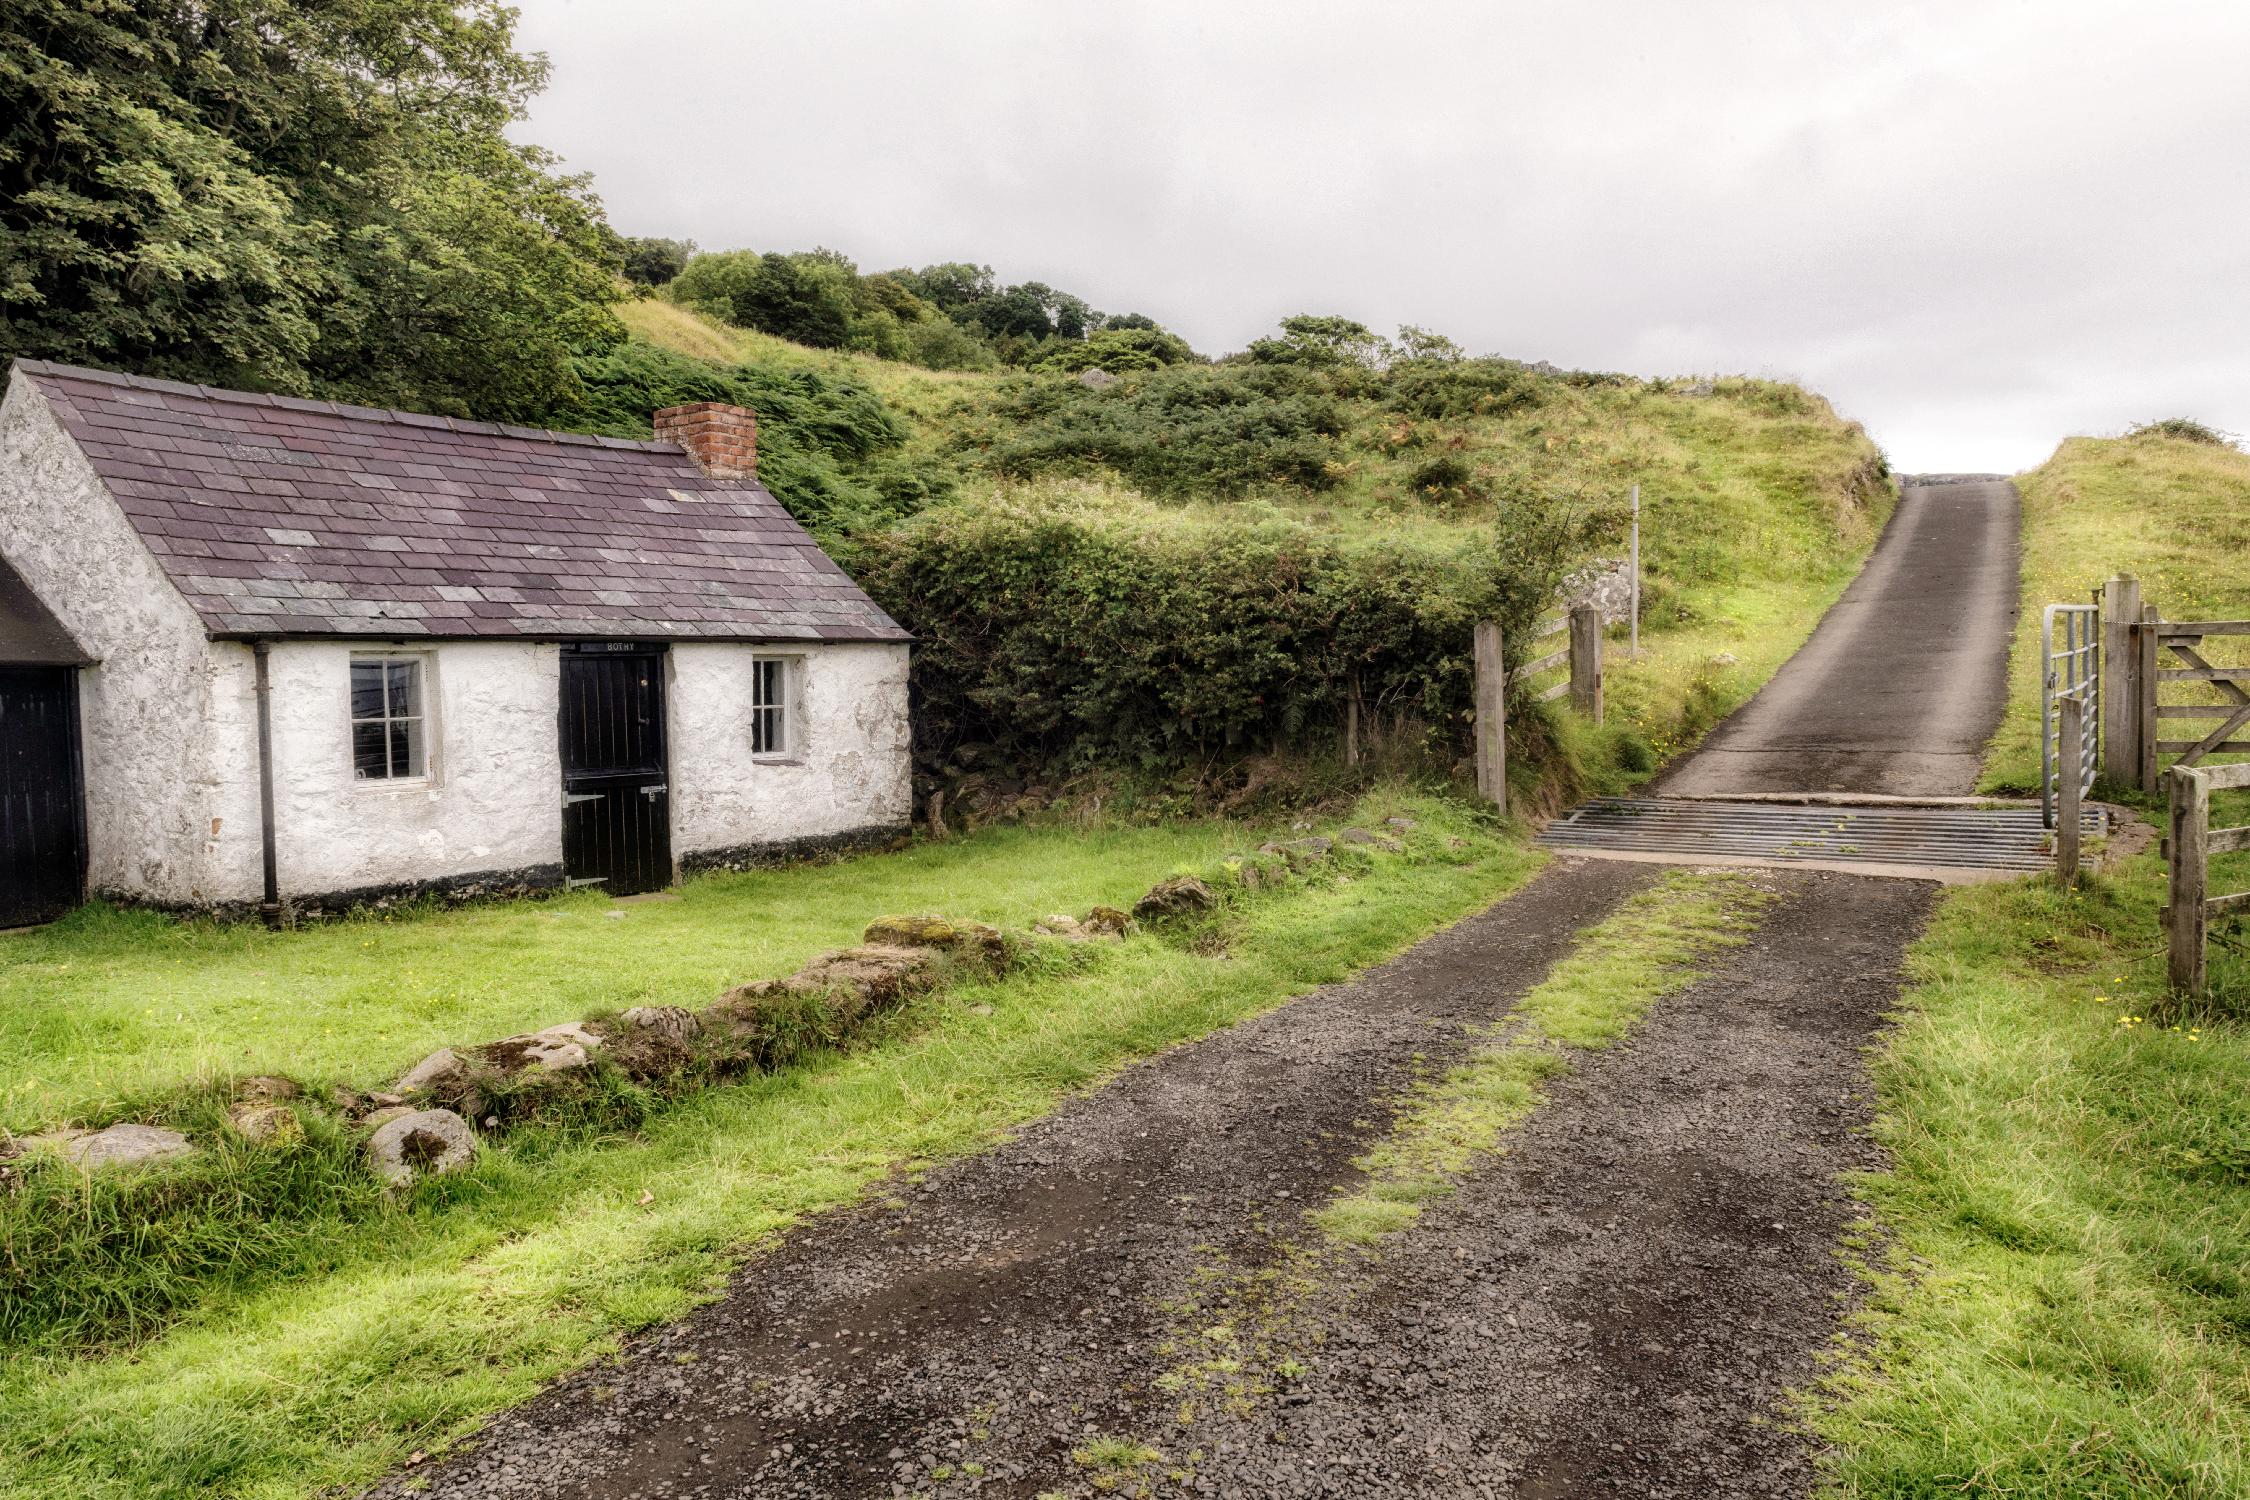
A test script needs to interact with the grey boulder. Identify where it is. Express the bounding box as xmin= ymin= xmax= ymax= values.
xmin=366 ymin=1108 xmax=477 ymax=1189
